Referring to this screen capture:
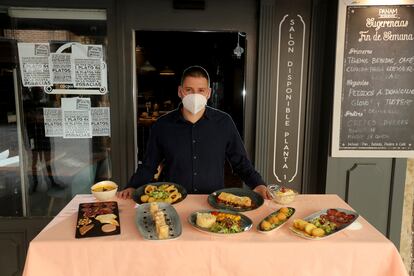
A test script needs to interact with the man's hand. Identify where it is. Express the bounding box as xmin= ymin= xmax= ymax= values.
xmin=117 ymin=187 xmax=135 ymax=199
xmin=253 ymin=184 xmax=272 ymax=200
